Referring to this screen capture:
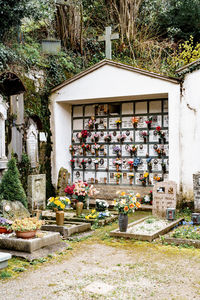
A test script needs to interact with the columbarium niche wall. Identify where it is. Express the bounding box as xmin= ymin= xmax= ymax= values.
xmin=70 ymin=99 xmax=169 ymax=186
